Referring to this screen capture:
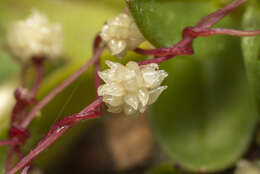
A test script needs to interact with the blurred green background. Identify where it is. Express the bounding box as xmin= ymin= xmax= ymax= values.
xmin=0 ymin=0 xmax=260 ymax=174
